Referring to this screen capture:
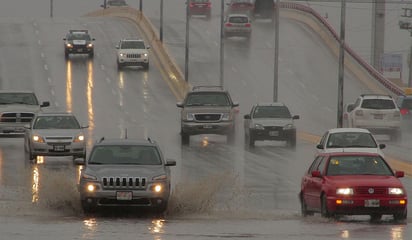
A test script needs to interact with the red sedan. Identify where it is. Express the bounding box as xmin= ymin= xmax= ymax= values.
xmin=299 ymin=151 xmax=407 ymax=221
